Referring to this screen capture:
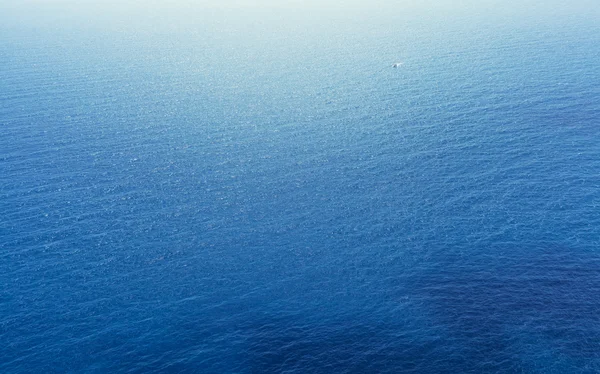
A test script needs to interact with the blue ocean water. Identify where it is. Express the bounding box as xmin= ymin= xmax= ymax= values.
xmin=1 ymin=2 xmax=600 ymax=372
